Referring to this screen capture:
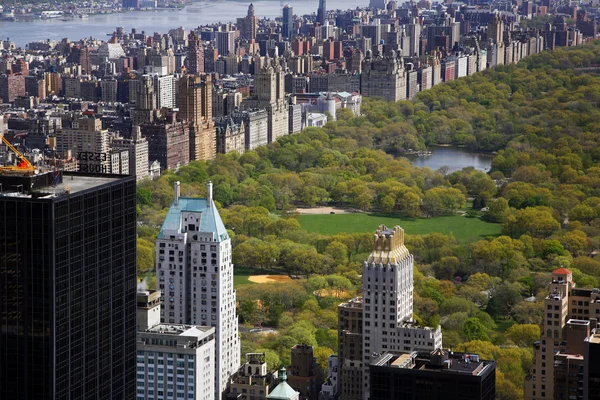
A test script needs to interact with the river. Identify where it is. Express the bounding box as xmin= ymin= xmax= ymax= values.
xmin=1 ymin=0 xmax=368 ymax=48
xmin=403 ymin=146 xmax=494 ymax=172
